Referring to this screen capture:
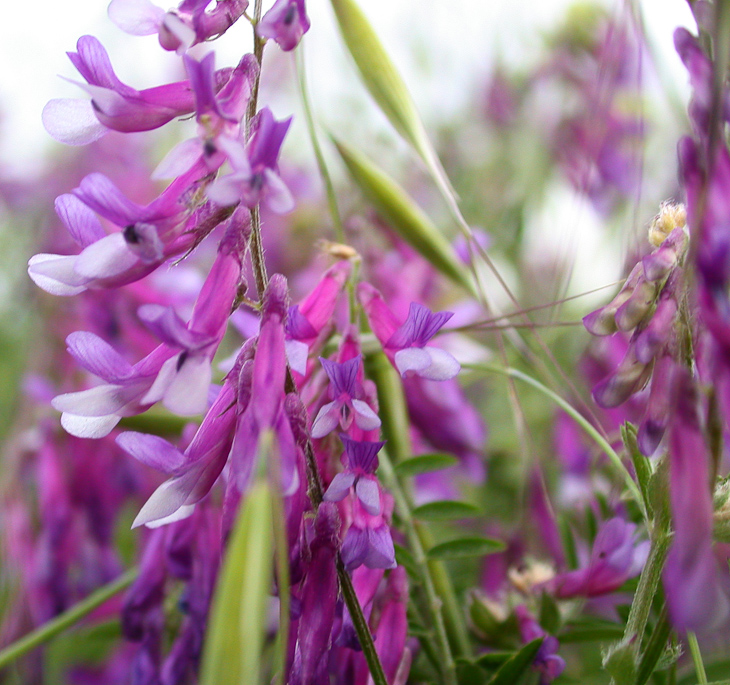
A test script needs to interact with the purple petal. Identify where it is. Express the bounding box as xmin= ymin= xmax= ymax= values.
xmin=323 ymin=472 xmax=356 ymax=502
xmin=321 ymin=355 xmax=360 ymax=398
xmin=73 ymin=173 xmax=145 ymax=226
xmin=311 ymin=401 xmax=340 ymax=438
xmin=138 ymin=305 xmax=212 ymax=350
xmin=55 ymin=194 xmax=106 ymax=247
xmin=263 ymin=168 xmax=294 ymax=214
xmin=116 ymin=431 xmax=186 ymax=473
xmin=152 ymin=138 xmax=202 ymax=180
xmin=387 ymin=302 xmax=453 ymax=348
xmin=132 ymin=478 xmax=192 ymax=528
xmin=364 ymin=525 xmax=397 ymax=569
xmin=66 ymin=331 xmax=134 ymax=381
xmin=342 ymin=435 xmax=384 ymax=474
xmin=341 ymin=527 xmax=369 ymax=571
